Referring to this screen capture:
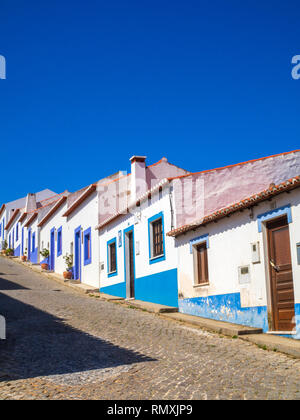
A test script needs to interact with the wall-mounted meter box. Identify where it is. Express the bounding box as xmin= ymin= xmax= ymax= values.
xmin=238 ymin=265 xmax=251 ymax=284
xmin=297 ymin=243 xmax=300 ymax=265
xmin=251 ymin=241 xmax=261 ymax=264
